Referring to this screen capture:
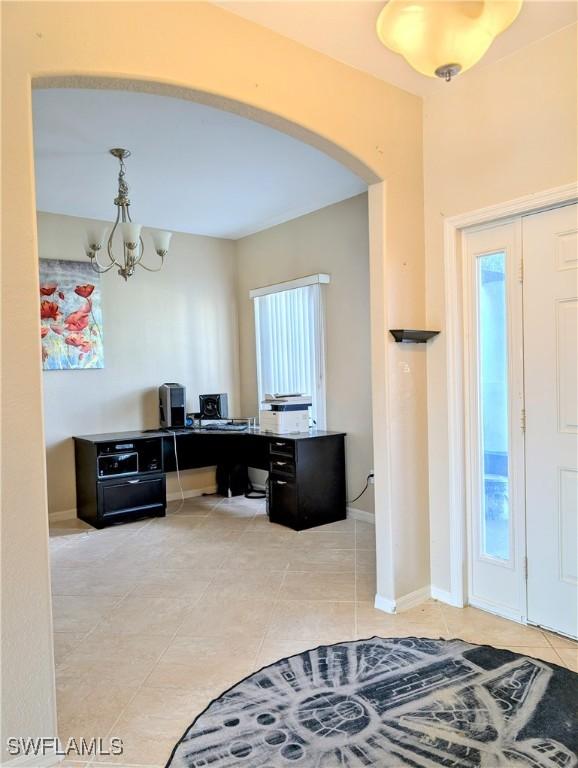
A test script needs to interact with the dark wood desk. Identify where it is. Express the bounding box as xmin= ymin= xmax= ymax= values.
xmin=74 ymin=428 xmax=346 ymax=531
